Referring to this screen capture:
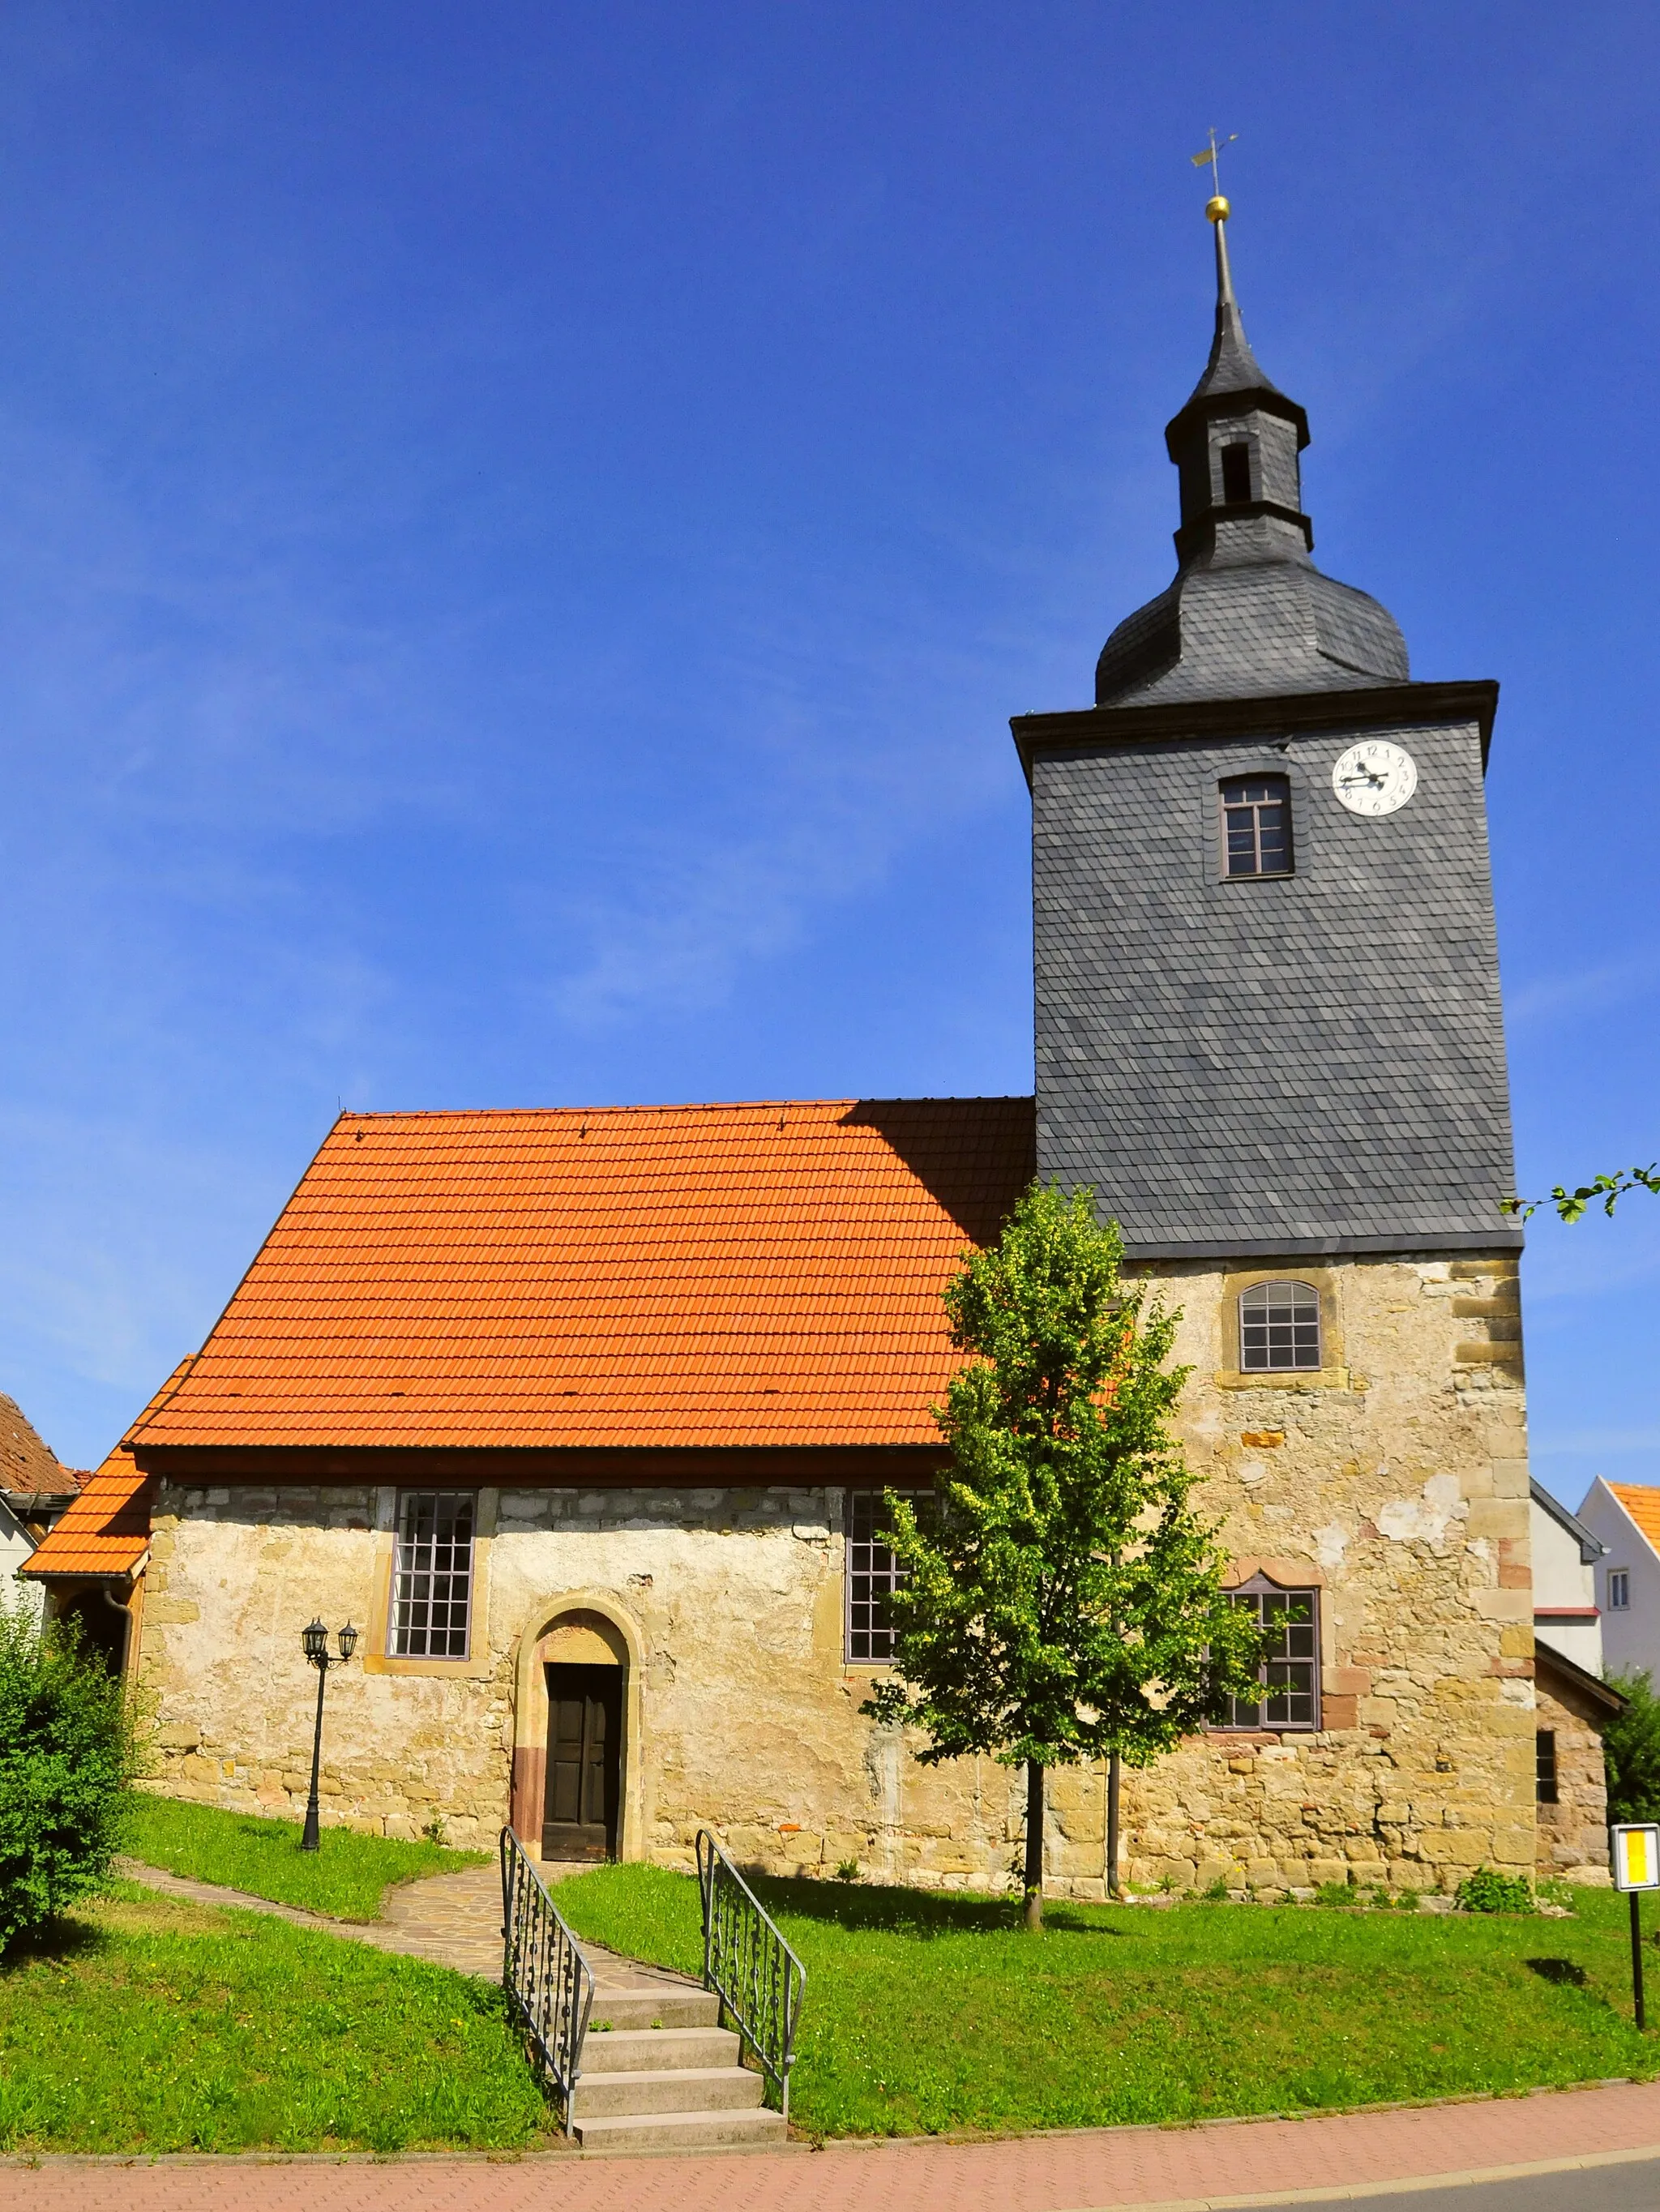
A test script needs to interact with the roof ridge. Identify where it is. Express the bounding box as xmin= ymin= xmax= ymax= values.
xmin=334 ymin=1095 xmax=1037 ymax=1123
